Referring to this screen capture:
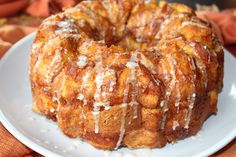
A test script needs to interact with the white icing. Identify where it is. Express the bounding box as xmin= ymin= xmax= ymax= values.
xmin=95 ymin=69 xmax=115 ymax=110
xmin=148 ymin=20 xmax=153 ymax=36
xmin=42 ymin=15 xmax=57 ymax=27
xmin=189 ymin=56 xmax=196 ymax=71
xmin=139 ymin=52 xmax=157 ymax=74
xmin=197 ymin=62 xmax=208 ymax=88
xmin=56 ymin=17 xmax=77 ymax=35
xmin=214 ymin=44 xmax=222 ymax=56
xmin=175 ymin=69 xmax=182 ymax=113
xmin=131 ymin=101 xmax=139 ymax=119
xmin=151 ymin=74 xmax=160 ymax=86
xmin=202 ymin=45 xmax=213 ymax=63
xmin=161 ymin=55 xmax=178 ymax=129
xmin=79 ymin=40 xmax=95 ymax=53
xmin=136 ymin=13 xmax=147 ymax=33
xmin=104 ymin=105 xmax=111 ymax=110
xmin=57 ymin=20 xmax=71 ymax=28
xmin=128 ymin=55 xmax=139 ymax=119
xmin=162 ymin=66 xmax=169 ymax=80
xmin=45 ymin=49 xmax=61 ymax=83
xmin=78 ymin=72 xmax=88 ymax=136
xmin=92 ymin=49 xmax=112 ymax=133
xmin=175 ymin=89 xmax=181 ymax=113
xmin=135 ymin=52 xmax=161 ymax=98
xmin=161 ymin=115 xmax=167 ymax=130
xmin=115 ymin=103 xmax=128 ymax=150
xmin=184 ymin=57 xmax=196 ymax=129
xmin=189 ymin=42 xmax=209 ymax=88
xmin=52 ymin=96 xmax=58 ymax=103
xmin=126 ymin=61 xmax=139 ymax=68
xmin=94 ymin=73 xmax=105 ymax=101
xmin=107 ymin=69 xmax=117 ymax=92
xmin=102 ymin=92 xmax=107 ymax=97
xmin=160 ymin=100 xmax=165 ymax=108
xmin=180 ymin=21 xmax=208 ymax=29
xmin=49 ymin=108 xmax=55 ymax=113
xmin=81 ymin=70 xmax=93 ymax=114
xmin=136 ymin=37 xmax=145 ymax=42
xmin=115 ymin=57 xmax=134 ymax=149
xmin=107 ymin=53 xmax=121 ymax=68
xmin=31 ymin=43 xmax=41 ymax=54
xmin=82 ymin=70 xmax=90 ymax=84
xmin=91 ymin=111 xmax=100 ymax=133
xmin=82 ymin=106 xmax=87 ymax=119
xmin=77 ymin=55 xmax=88 ymax=68
xmin=77 ymin=93 xmax=84 ymax=100
xmin=172 ymin=121 xmax=180 ymax=130
xmin=144 ymin=0 xmax=152 ymax=4
xmin=155 ymin=14 xmax=186 ymax=39
xmin=189 ymin=42 xmax=197 ymax=47
xmin=174 ymin=66 xmax=181 ymax=113
xmin=89 ymin=49 xmax=121 ymax=135
xmin=109 ymin=80 xmax=116 ymax=92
